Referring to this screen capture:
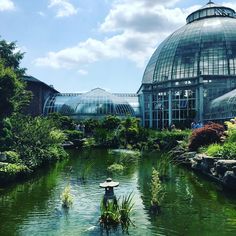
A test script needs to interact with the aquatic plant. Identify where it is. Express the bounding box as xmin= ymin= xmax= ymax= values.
xmin=100 ymin=192 xmax=134 ymax=230
xmin=107 ymin=163 xmax=125 ymax=173
xmin=155 ymin=153 xmax=173 ymax=178
xmin=150 ymin=168 xmax=165 ymax=214
xmin=119 ymin=192 xmax=134 ymax=228
xmin=80 ymin=162 xmax=94 ymax=182
xmin=61 ymin=185 xmax=73 ymax=208
xmin=100 ymin=200 xmax=120 ymax=226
